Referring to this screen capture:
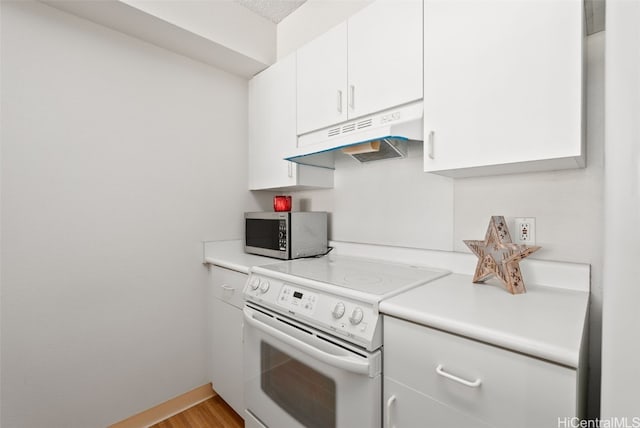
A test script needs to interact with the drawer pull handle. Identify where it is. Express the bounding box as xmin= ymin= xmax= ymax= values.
xmin=386 ymin=395 xmax=397 ymax=428
xmin=436 ymin=364 xmax=482 ymax=388
xmin=221 ymin=284 xmax=235 ymax=293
